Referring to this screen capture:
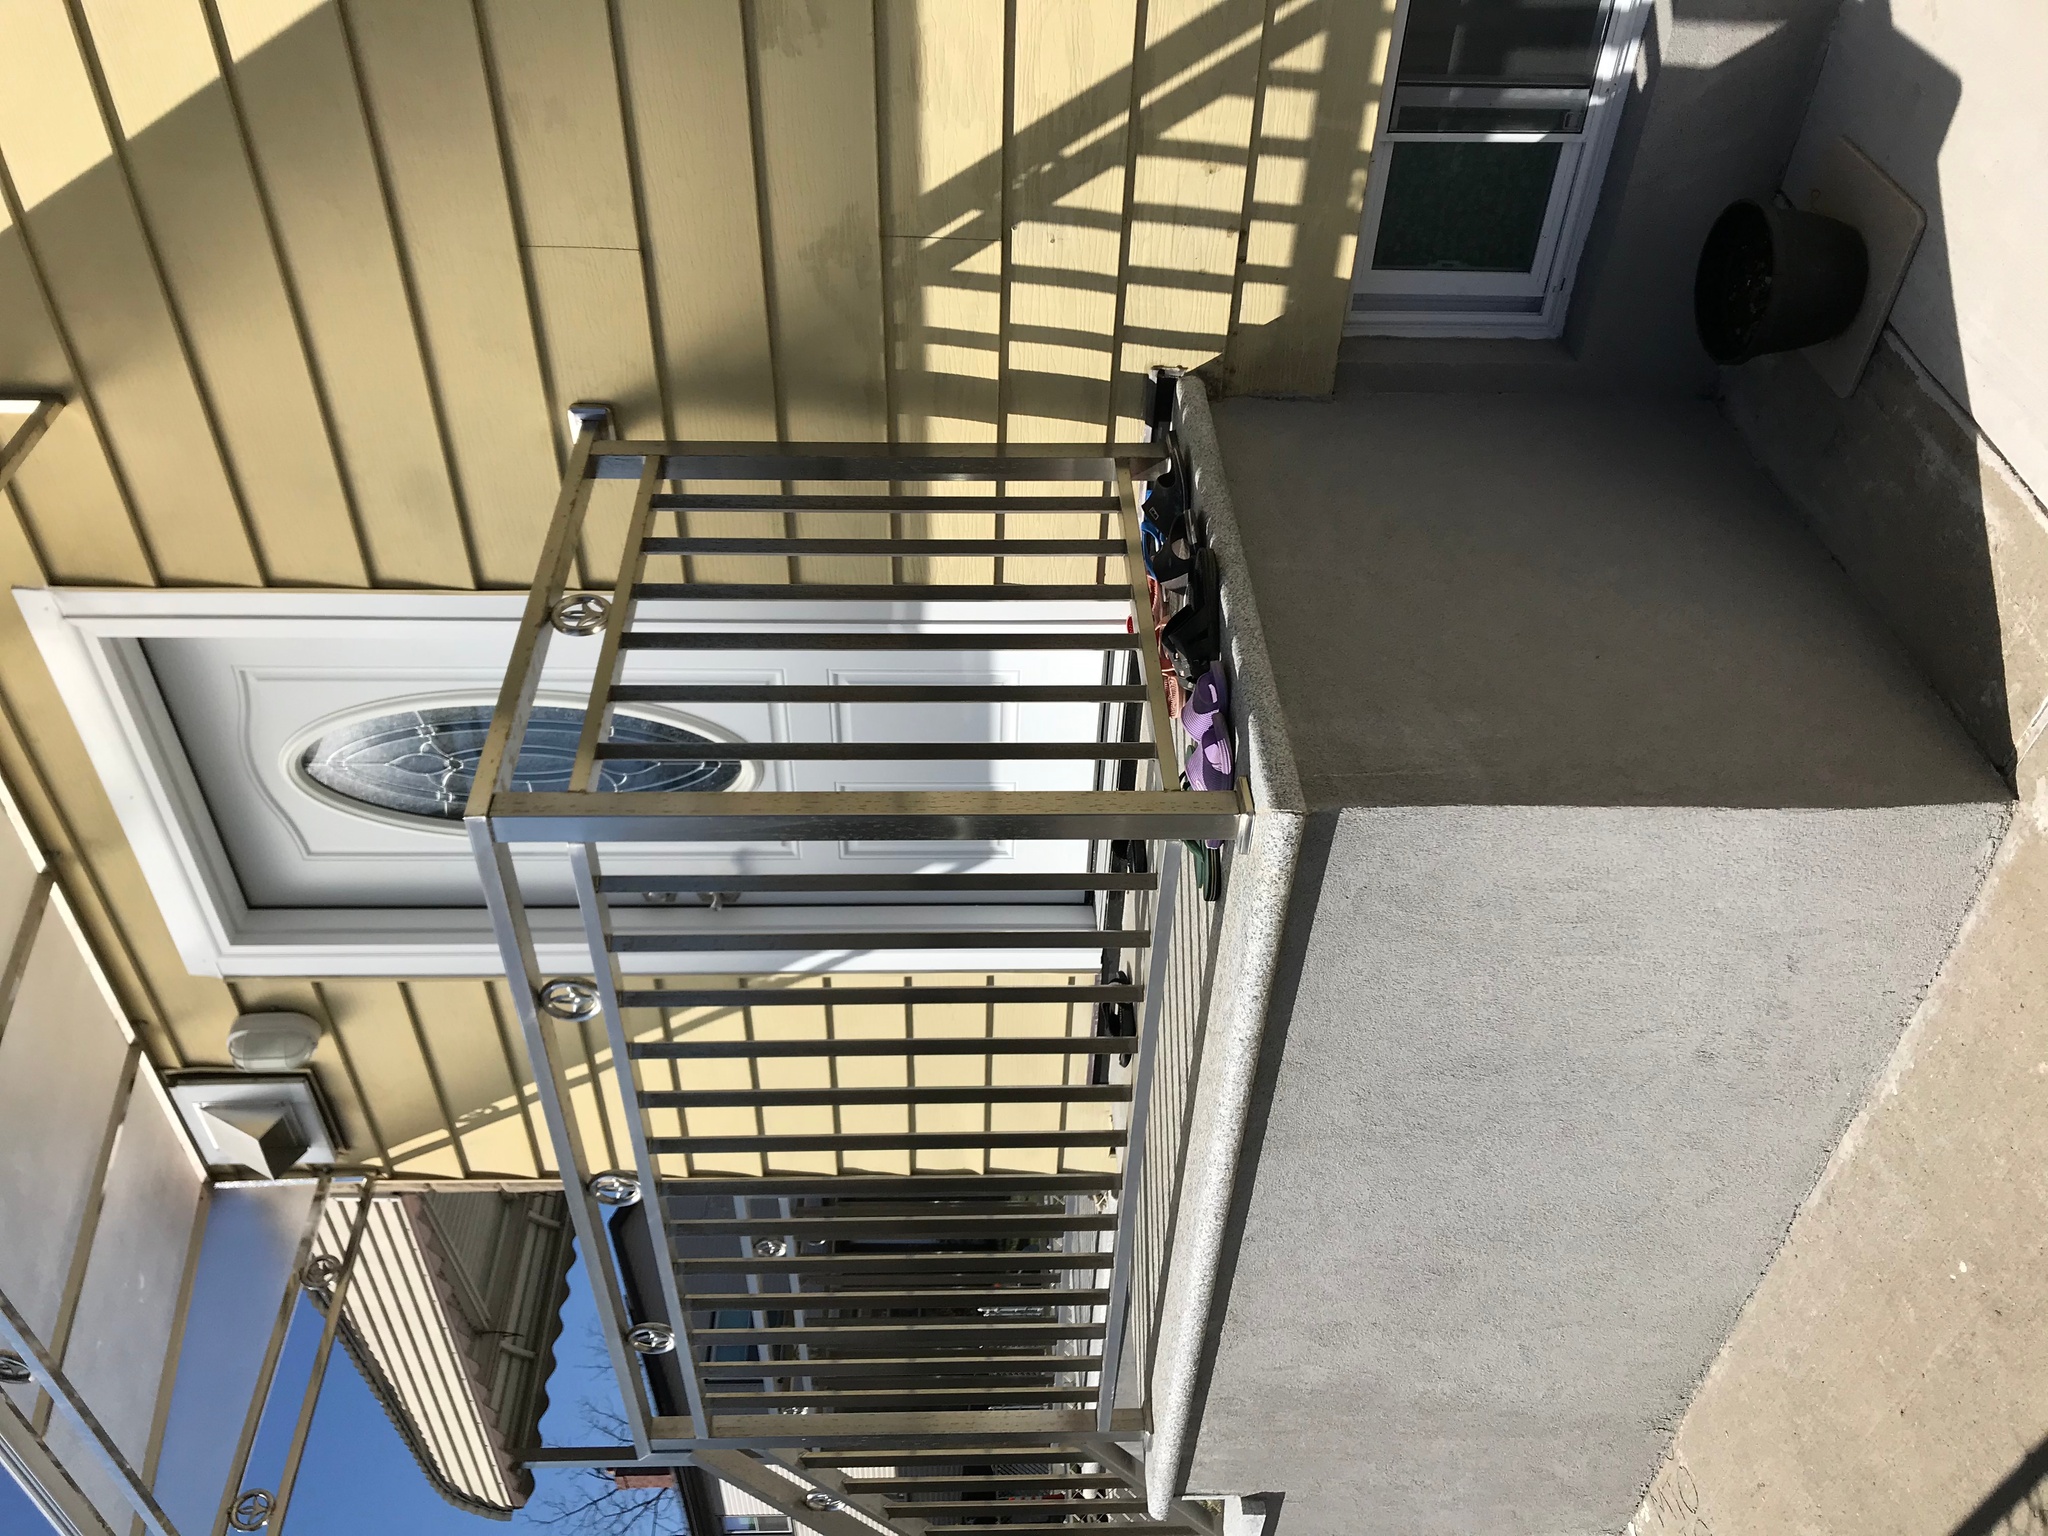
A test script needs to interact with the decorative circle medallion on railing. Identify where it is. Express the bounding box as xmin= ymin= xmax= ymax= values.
xmin=550 ymin=592 xmax=612 ymax=635
xmin=299 ymin=1254 xmax=342 ymax=1293
xmin=626 ymin=1323 xmax=676 ymax=1356
xmin=538 ymin=978 xmax=602 ymax=1022
xmin=229 ymin=1489 xmax=275 ymax=1531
